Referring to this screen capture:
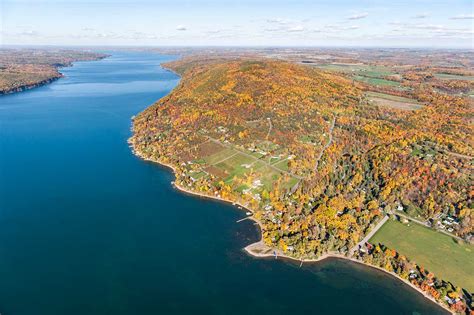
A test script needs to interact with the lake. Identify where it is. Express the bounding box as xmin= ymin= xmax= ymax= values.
xmin=0 ymin=51 xmax=447 ymax=315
